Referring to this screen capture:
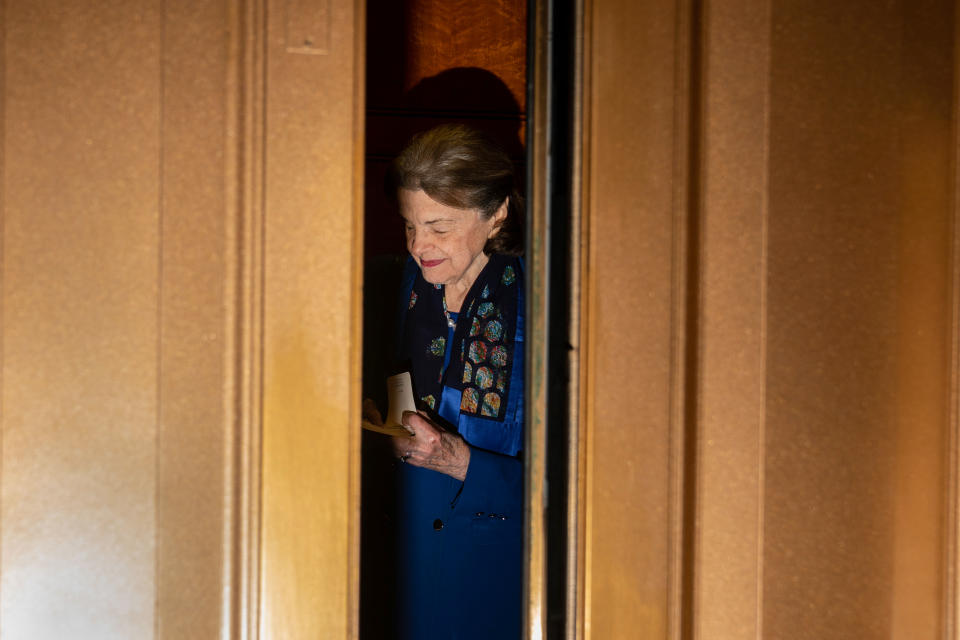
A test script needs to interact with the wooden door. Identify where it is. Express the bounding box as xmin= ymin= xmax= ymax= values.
xmin=566 ymin=0 xmax=960 ymax=638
